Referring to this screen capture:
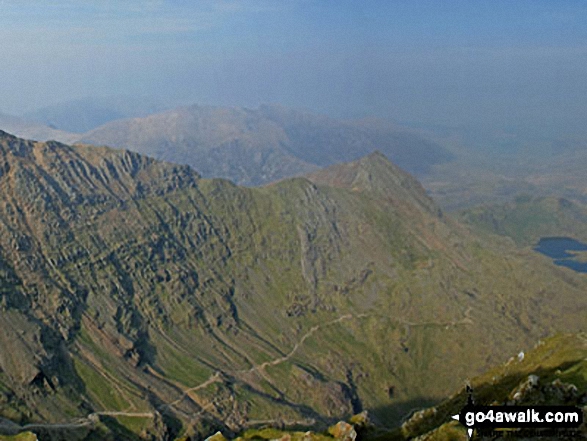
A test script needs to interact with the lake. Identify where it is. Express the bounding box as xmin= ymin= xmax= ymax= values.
xmin=534 ymin=237 xmax=587 ymax=273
